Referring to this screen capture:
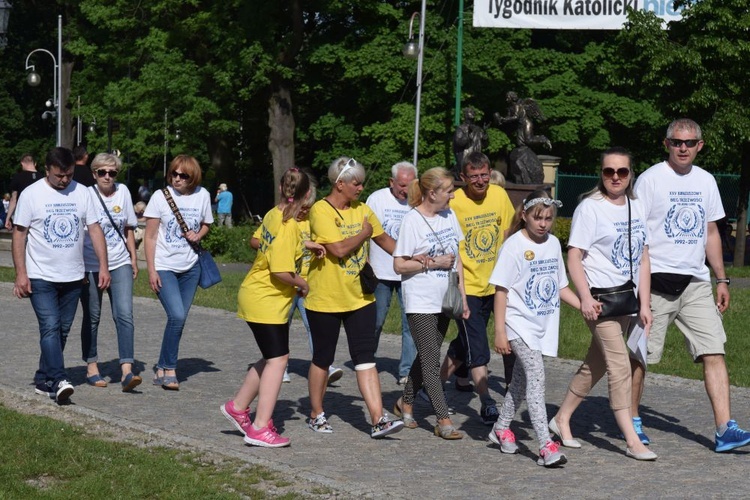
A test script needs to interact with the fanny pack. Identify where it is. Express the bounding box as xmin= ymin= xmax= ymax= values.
xmin=650 ymin=272 xmax=692 ymax=297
